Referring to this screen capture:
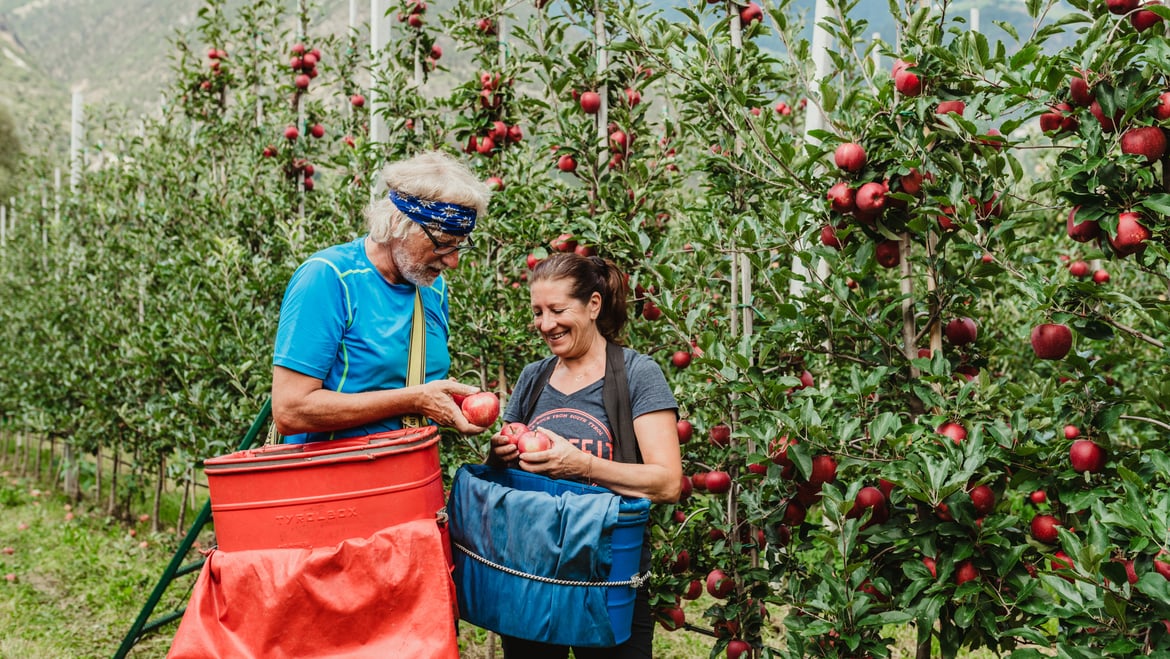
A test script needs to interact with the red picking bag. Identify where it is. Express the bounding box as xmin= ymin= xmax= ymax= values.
xmin=168 ymin=519 xmax=457 ymax=659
